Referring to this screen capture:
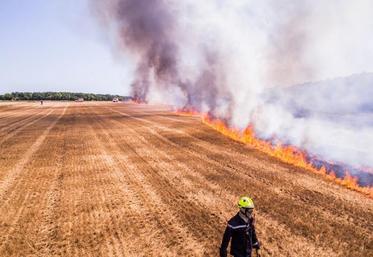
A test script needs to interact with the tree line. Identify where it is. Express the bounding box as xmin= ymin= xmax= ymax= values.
xmin=0 ymin=92 xmax=132 ymax=101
